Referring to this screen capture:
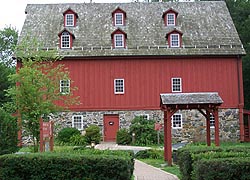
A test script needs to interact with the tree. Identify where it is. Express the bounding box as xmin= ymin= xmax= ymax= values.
xmin=7 ymin=36 xmax=79 ymax=152
xmin=0 ymin=26 xmax=18 ymax=66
